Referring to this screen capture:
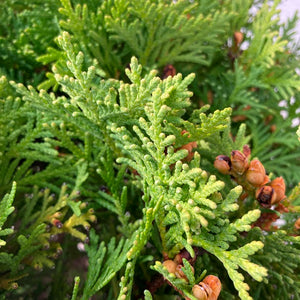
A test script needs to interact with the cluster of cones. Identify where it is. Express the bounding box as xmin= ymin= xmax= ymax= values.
xmin=162 ymin=249 xmax=221 ymax=300
xmin=214 ymin=145 xmax=286 ymax=208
